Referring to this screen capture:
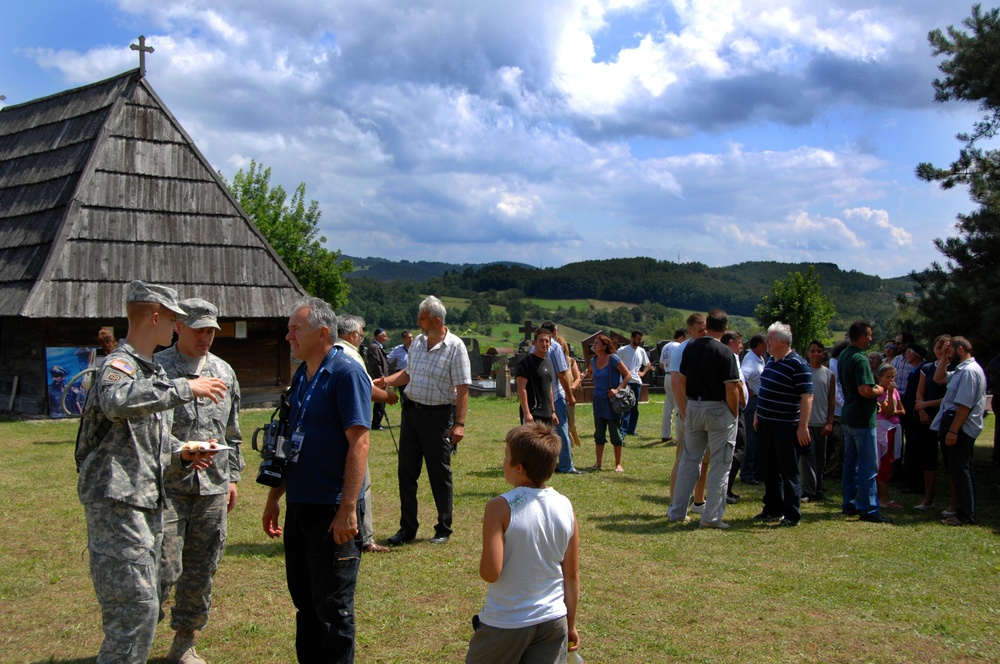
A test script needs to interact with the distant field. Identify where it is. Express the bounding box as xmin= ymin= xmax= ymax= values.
xmin=527 ymin=298 xmax=592 ymax=310
xmin=417 ymin=295 xmax=769 ymax=352
xmin=437 ymin=295 xmax=470 ymax=309
xmin=460 ymin=323 xmax=592 ymax=354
